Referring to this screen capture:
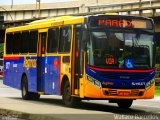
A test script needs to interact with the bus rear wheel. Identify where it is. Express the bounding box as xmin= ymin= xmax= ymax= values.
xmin=117 ymin=100 xmax=133 ymax=108
xmin=21 ymin=75 xmax=40 ymax=100
xmin=21 ymin=75 xmax=32 ymax=100
xmin=62 ymin=81 xmax=80 ymax=107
